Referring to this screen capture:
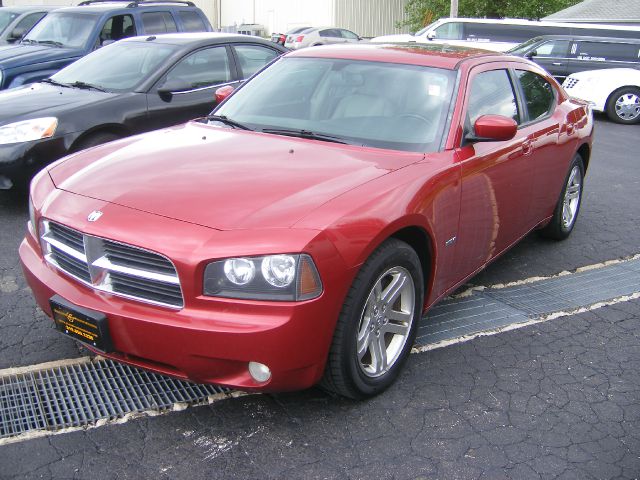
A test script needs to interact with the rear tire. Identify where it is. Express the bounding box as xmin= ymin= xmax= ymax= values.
xmin=320 ymin=239 xmax=424 ymax=399
xmin=539 ymin=154 xmax=584 ymax=240
xmin=605 ymin=87 xmax=640 ymax=124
